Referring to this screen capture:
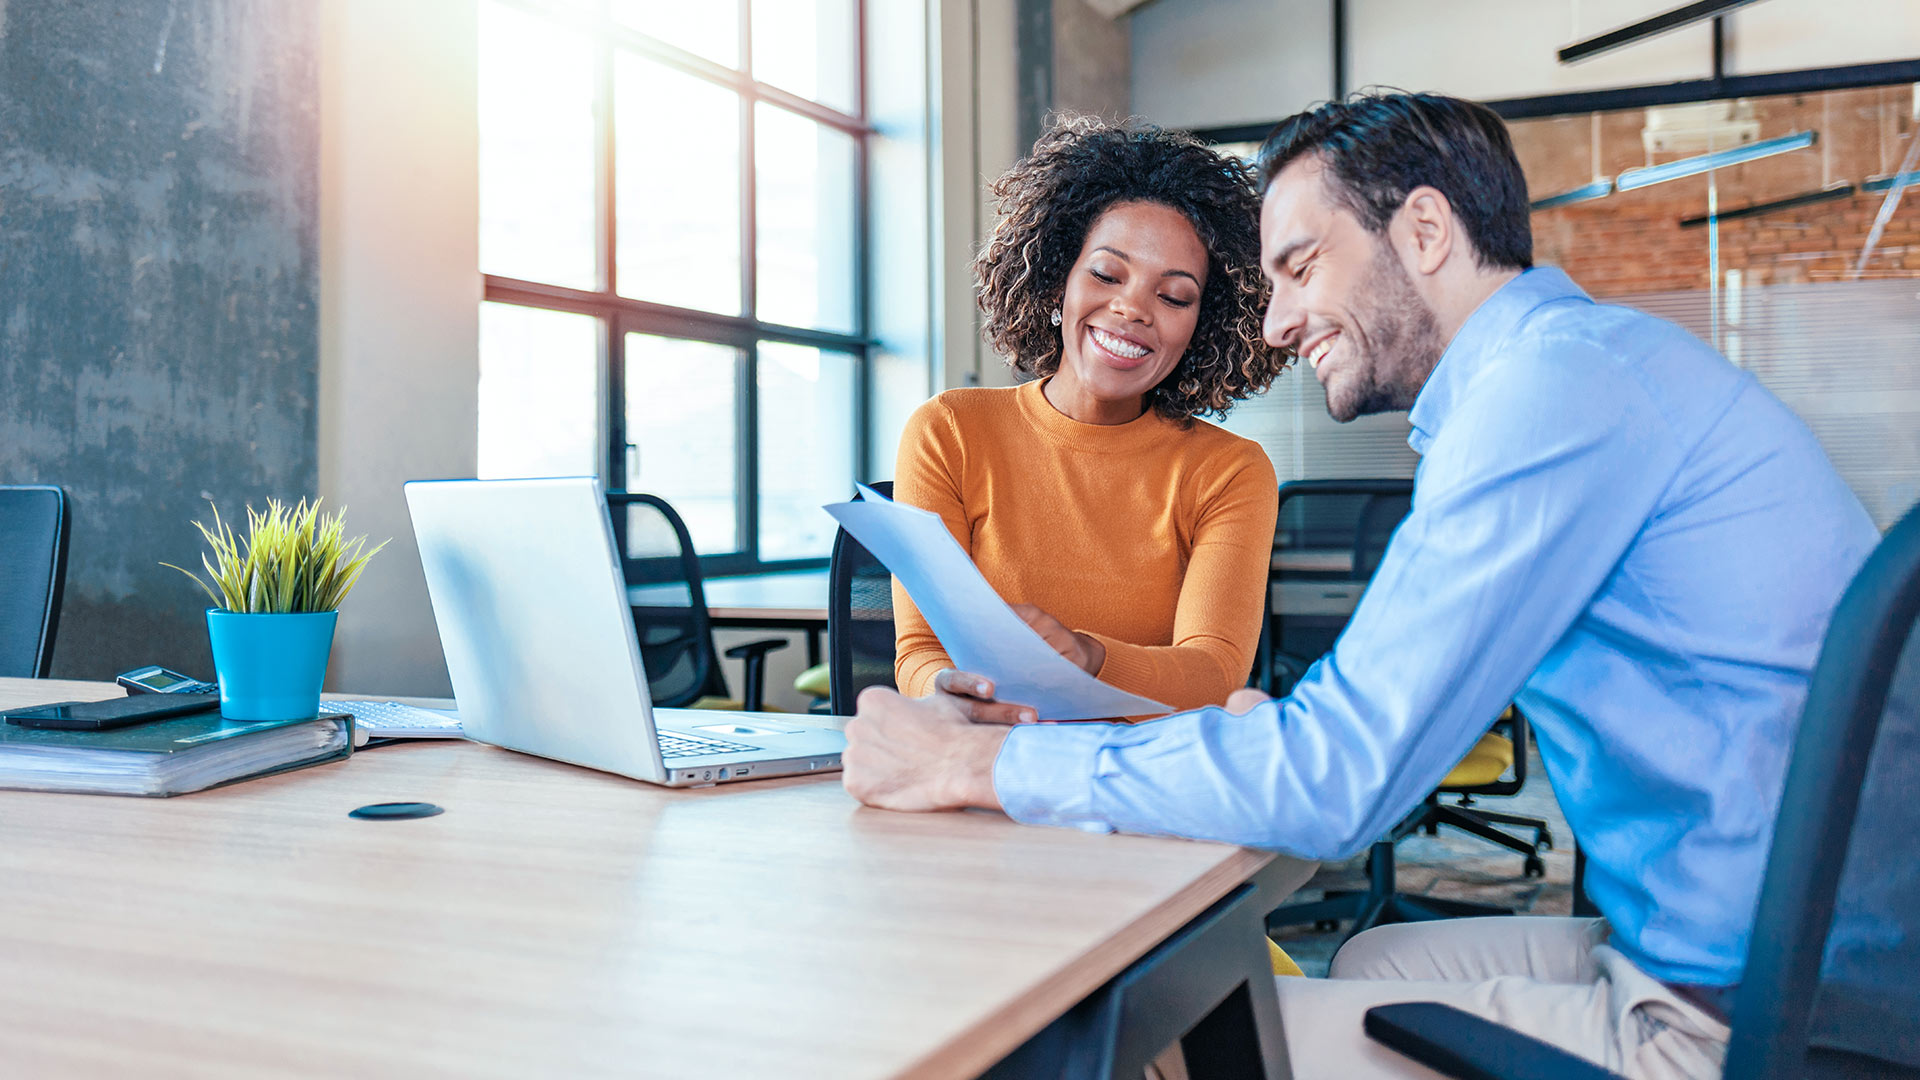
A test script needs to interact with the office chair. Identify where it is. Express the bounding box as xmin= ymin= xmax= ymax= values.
xmin=827 ymin=481 xmax=896 ymax=716
xmin=0 ymin=485 xmax=71 ymax=678
xmin=1363 ymin=500 xmax=1920 ymax=1080
xmin=607 ymin=492 xmax=787 ymax=712
xmin=1262 ymin=480 xmax=1552 ymax=943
